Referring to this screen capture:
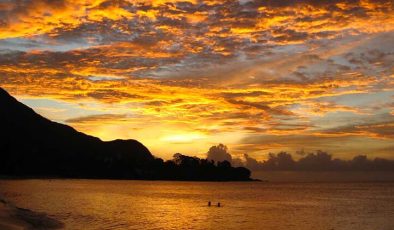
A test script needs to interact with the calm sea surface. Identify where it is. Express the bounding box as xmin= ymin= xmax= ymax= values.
xmin=0 ymin=180 xmax=393 ymax=230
